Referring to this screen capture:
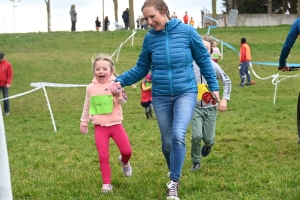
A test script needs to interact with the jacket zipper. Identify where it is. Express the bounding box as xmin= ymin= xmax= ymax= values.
xmin=166 ymin=27 xmax=173 ymax=95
